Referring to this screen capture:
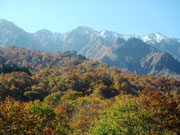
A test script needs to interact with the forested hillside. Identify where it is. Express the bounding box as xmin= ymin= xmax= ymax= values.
xmin=1 ymin=19 xmax=180 ymax=76
xmin=0 ymin=46 xmax=86 ymax=71
xmin=0 ymin=46 xmax=179 ymax=134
